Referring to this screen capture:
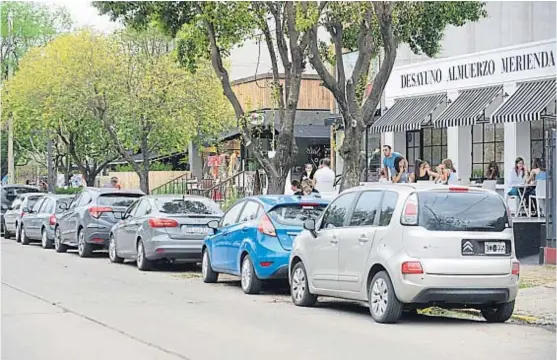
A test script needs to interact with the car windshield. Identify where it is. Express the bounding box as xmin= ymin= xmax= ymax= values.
xmin=268 ymin=204 xmax=326 ymax=227
xmin=417 ymin=191 xmax=508 ymax=232
xmin=98 ymin=194 xmax=142 ymax=207
xmin=156 ymin=198 xmax=222 ymax=215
